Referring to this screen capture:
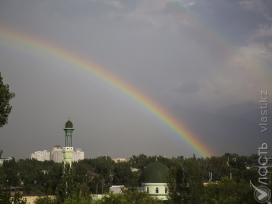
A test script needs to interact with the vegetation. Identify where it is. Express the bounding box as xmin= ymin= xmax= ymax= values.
xmin=0 ymin=72 xmax=15 ymax=127
xmin=0 ymin=152 xmax=262 ymax=203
